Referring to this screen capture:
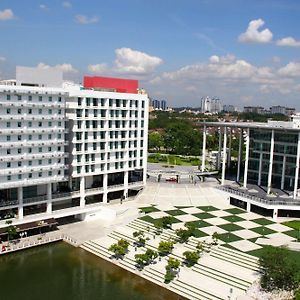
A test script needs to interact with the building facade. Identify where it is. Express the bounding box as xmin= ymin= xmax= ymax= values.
xmin=201 ymin=96 xmax=222 ymax=114
xmin=0 ymin=69 xmax=148 ymax=226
